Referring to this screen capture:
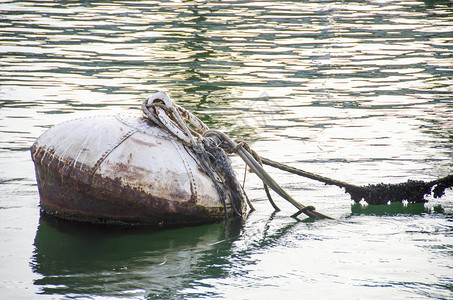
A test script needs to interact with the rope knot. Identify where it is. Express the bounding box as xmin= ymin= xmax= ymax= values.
xmin=225 ymin=140 xmax=245 ymax=153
